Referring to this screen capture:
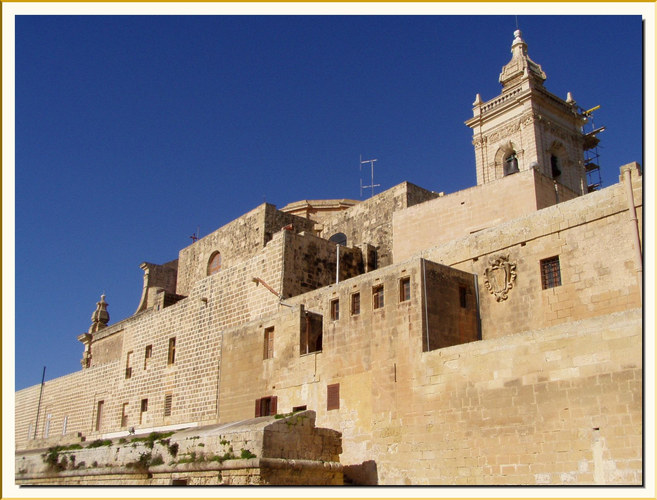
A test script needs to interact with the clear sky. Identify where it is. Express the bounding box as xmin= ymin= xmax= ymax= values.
xmin=7 ymin=7 xmax=647 ymax=390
